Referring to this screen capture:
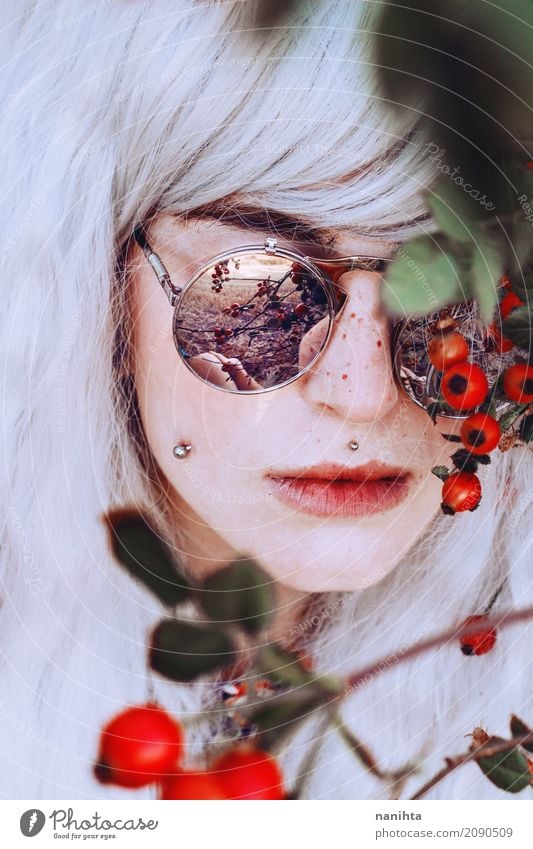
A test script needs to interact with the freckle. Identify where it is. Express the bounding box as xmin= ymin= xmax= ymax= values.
xmin=341 ymin=374 xmax=348 ymax=380
xmin=342 ymin=333 xmax=347 ymax=339
xmin=350 ymin=312 xmax=356 ymax=318
xmin=326 ymin=371 xmax=330 ymax=376
xmin=377 ymin=340 xmax=382 ymax=347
